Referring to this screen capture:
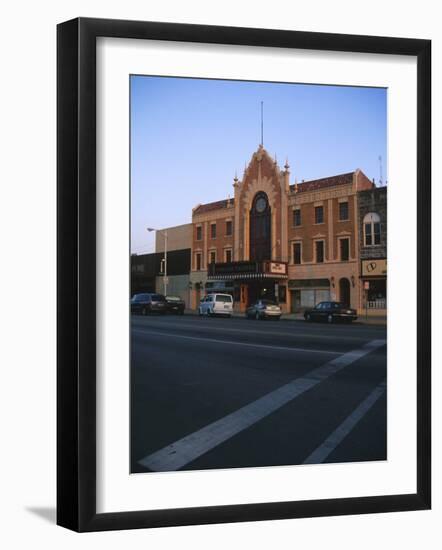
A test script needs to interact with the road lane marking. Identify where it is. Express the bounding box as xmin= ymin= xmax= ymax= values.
xmin=132 ymin=319 xmax=375 ymax=342
xmin=303 ymin=380 xmax=386 ymax=464
xmin=138 ymin=339 xmax=386 ymax=472
xmin=132 ymin=328 xmax=342 ymax=356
